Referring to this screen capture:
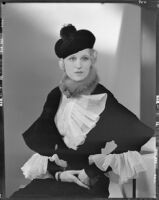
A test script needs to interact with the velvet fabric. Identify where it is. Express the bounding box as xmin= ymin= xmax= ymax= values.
xmin=54 ymin=24 xmax=95 ymax=58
